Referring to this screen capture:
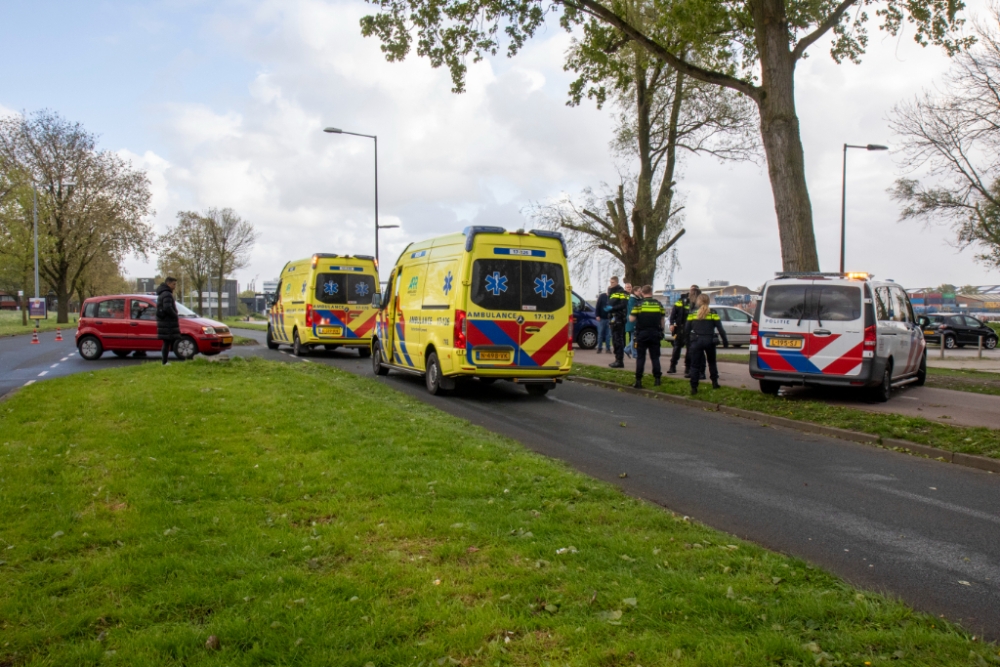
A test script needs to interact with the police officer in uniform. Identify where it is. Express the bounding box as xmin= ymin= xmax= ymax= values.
xmin=668 ymin=284 xmax=701 ymax=377
xmin=606 ymin=276 xmax=629 ymax=368
xmin=630 ymin=284 xmax=665 ymax=388
xmin=685 ymin=293 xmax=727 ymax=394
